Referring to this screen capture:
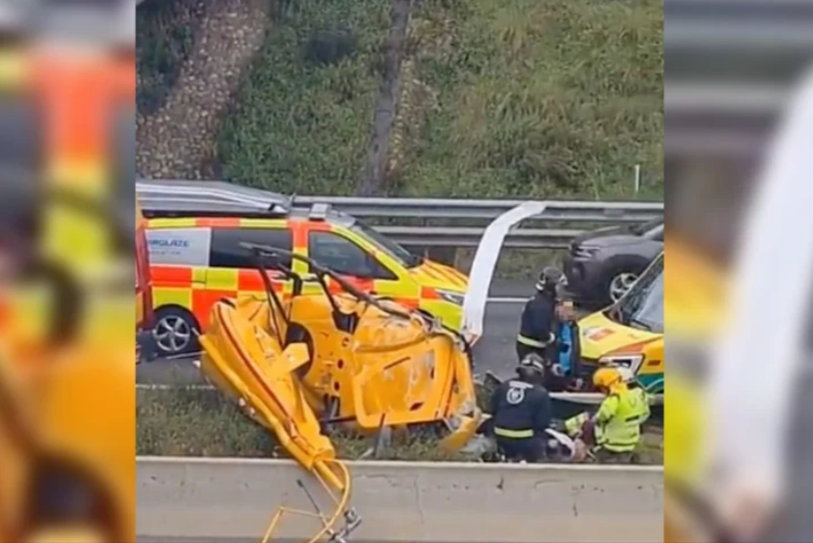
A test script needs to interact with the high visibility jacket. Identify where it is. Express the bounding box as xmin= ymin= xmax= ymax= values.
xmin=665 ymin=373 xmax=705 ymax=489
xmin=564 ymin=411 xmax=590 ymax=437
xmin=594 ymin=387 xmax=650 ymax=452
